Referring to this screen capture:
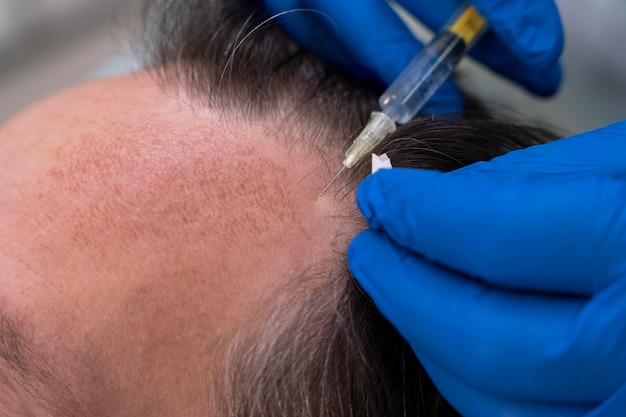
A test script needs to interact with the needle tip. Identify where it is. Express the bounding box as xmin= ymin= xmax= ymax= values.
xmin=316 ymin=166 xmax=346 ymax=201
